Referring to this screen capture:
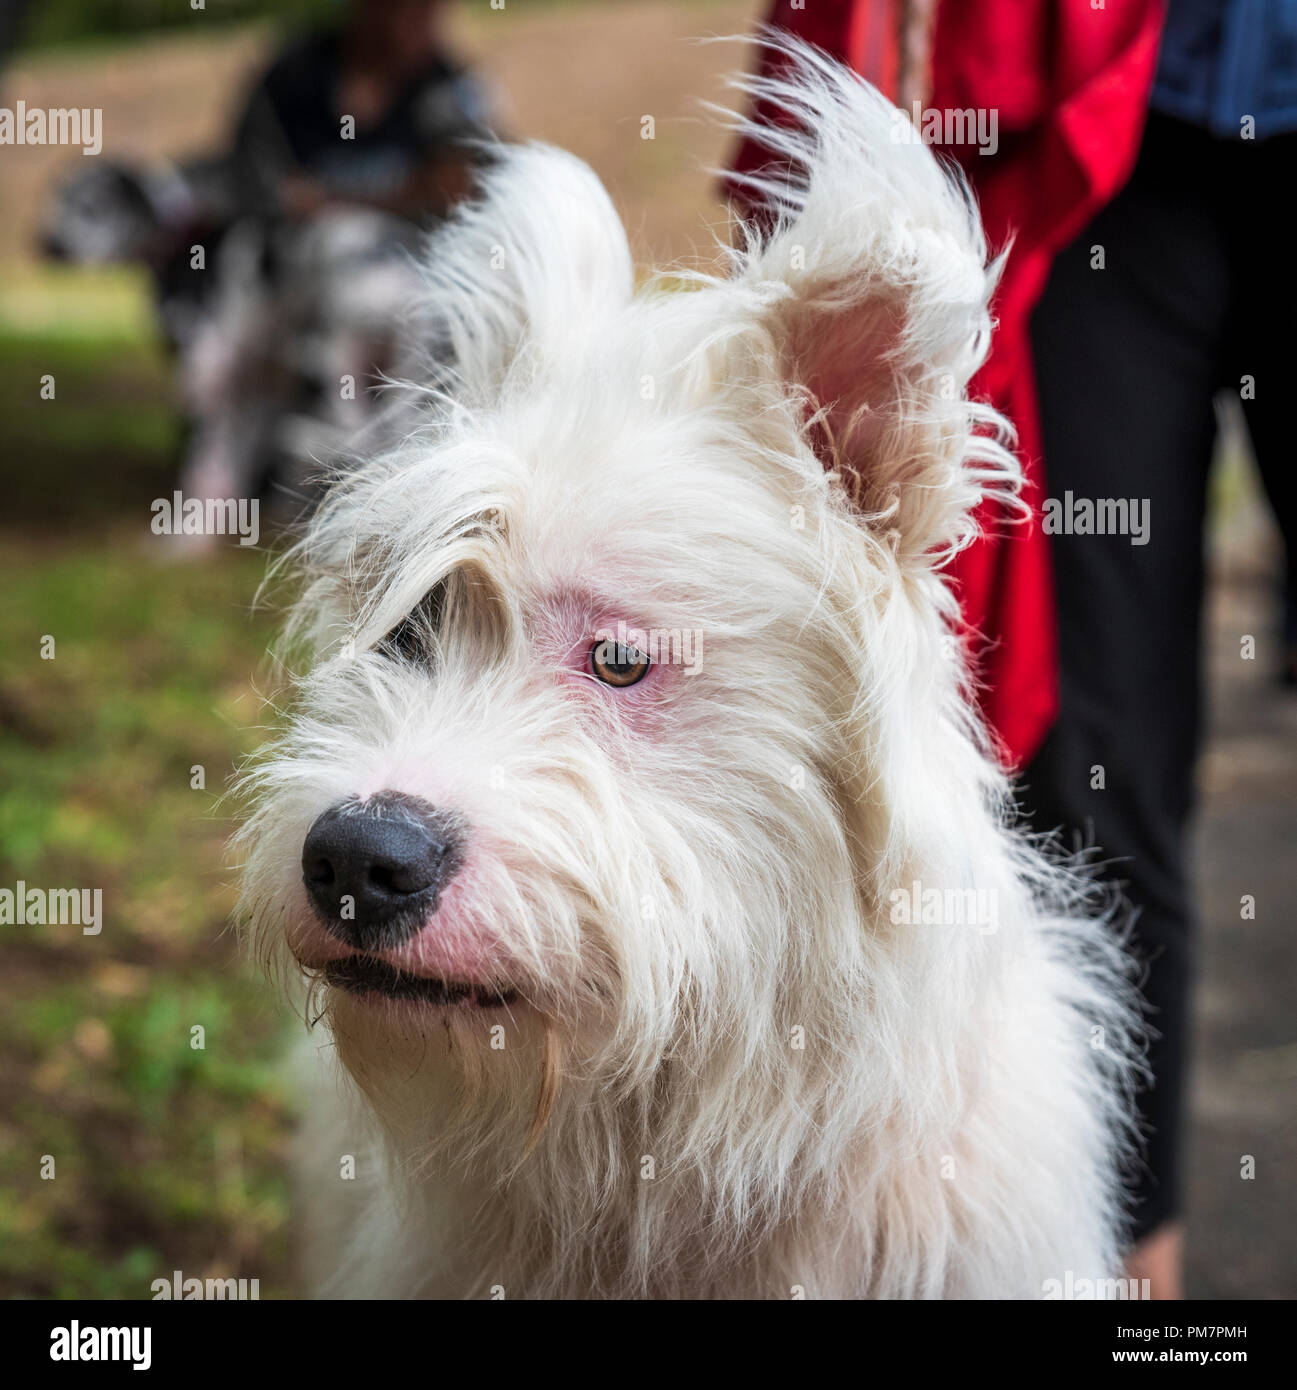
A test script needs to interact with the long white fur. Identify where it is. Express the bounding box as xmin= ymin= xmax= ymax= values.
xmin=238 ymin=38 xmax=1139 ymax=1299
